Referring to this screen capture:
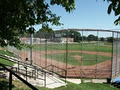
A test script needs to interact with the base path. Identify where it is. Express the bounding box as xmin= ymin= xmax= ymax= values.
xmin=19 ymin=50 xmax=112 ymax=79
